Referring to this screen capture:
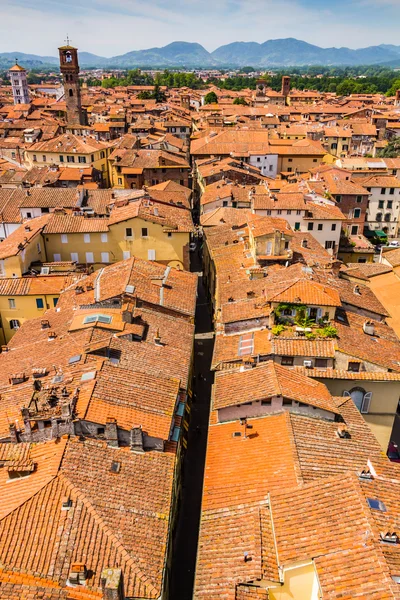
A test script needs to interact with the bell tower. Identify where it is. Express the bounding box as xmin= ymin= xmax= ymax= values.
xmin=58 ymin=39 xmax=85 ymax=125
xmin=9 ymin=61 xmax=30 ymax=105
